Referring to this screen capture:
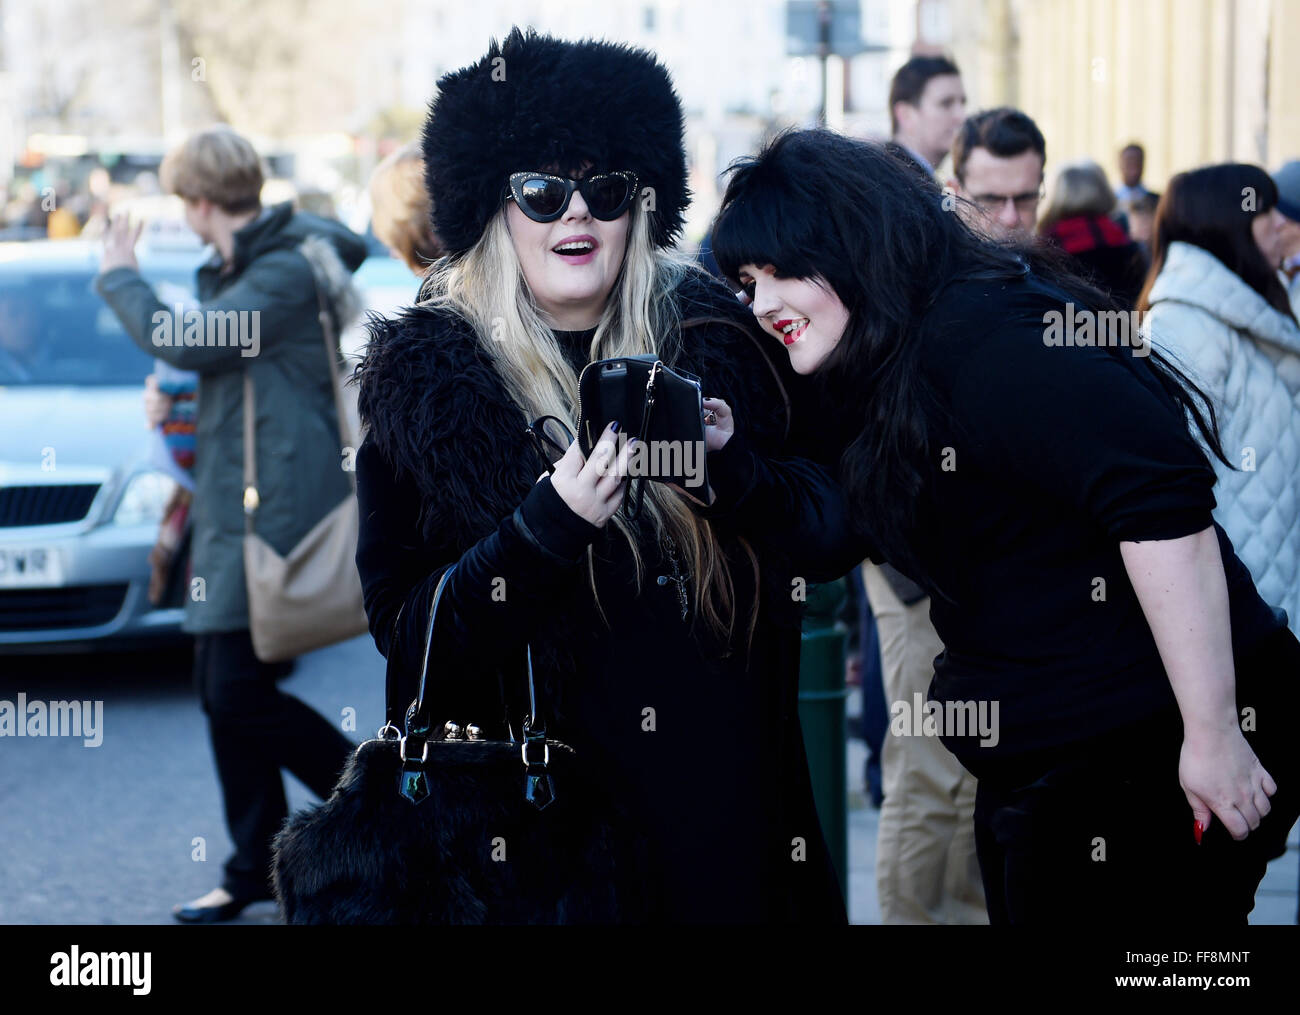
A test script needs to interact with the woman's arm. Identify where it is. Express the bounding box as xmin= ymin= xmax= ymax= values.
xmin=1121 ymin=526 xmax=1276 ymax=840
xmin=96 ymin=218 xmax=309 ymax=375
xmin=696 ymin=400 xmax=875 ymax=582
xmin=355 ymin=426 xmax=628 ymax=711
